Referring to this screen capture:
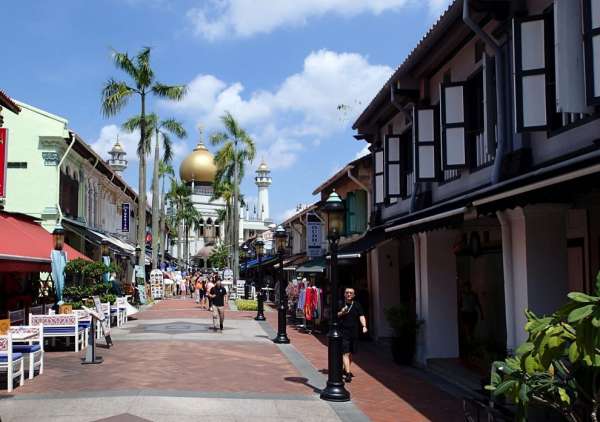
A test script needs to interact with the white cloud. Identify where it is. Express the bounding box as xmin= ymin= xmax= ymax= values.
xmin=161 ymin=49 xmax=392 ymax=171
xmin=187 ymin=0 xmax=416 ymax=40
xmin=91 ymin=124 xmax=188 ymax=164
xmin=280 ymin=207 xmax=299 ymax=222
xmin=355 ymin=144 xmax=370 ymax=159
xmin=187 ymin=0 xmax=451 ymax=40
